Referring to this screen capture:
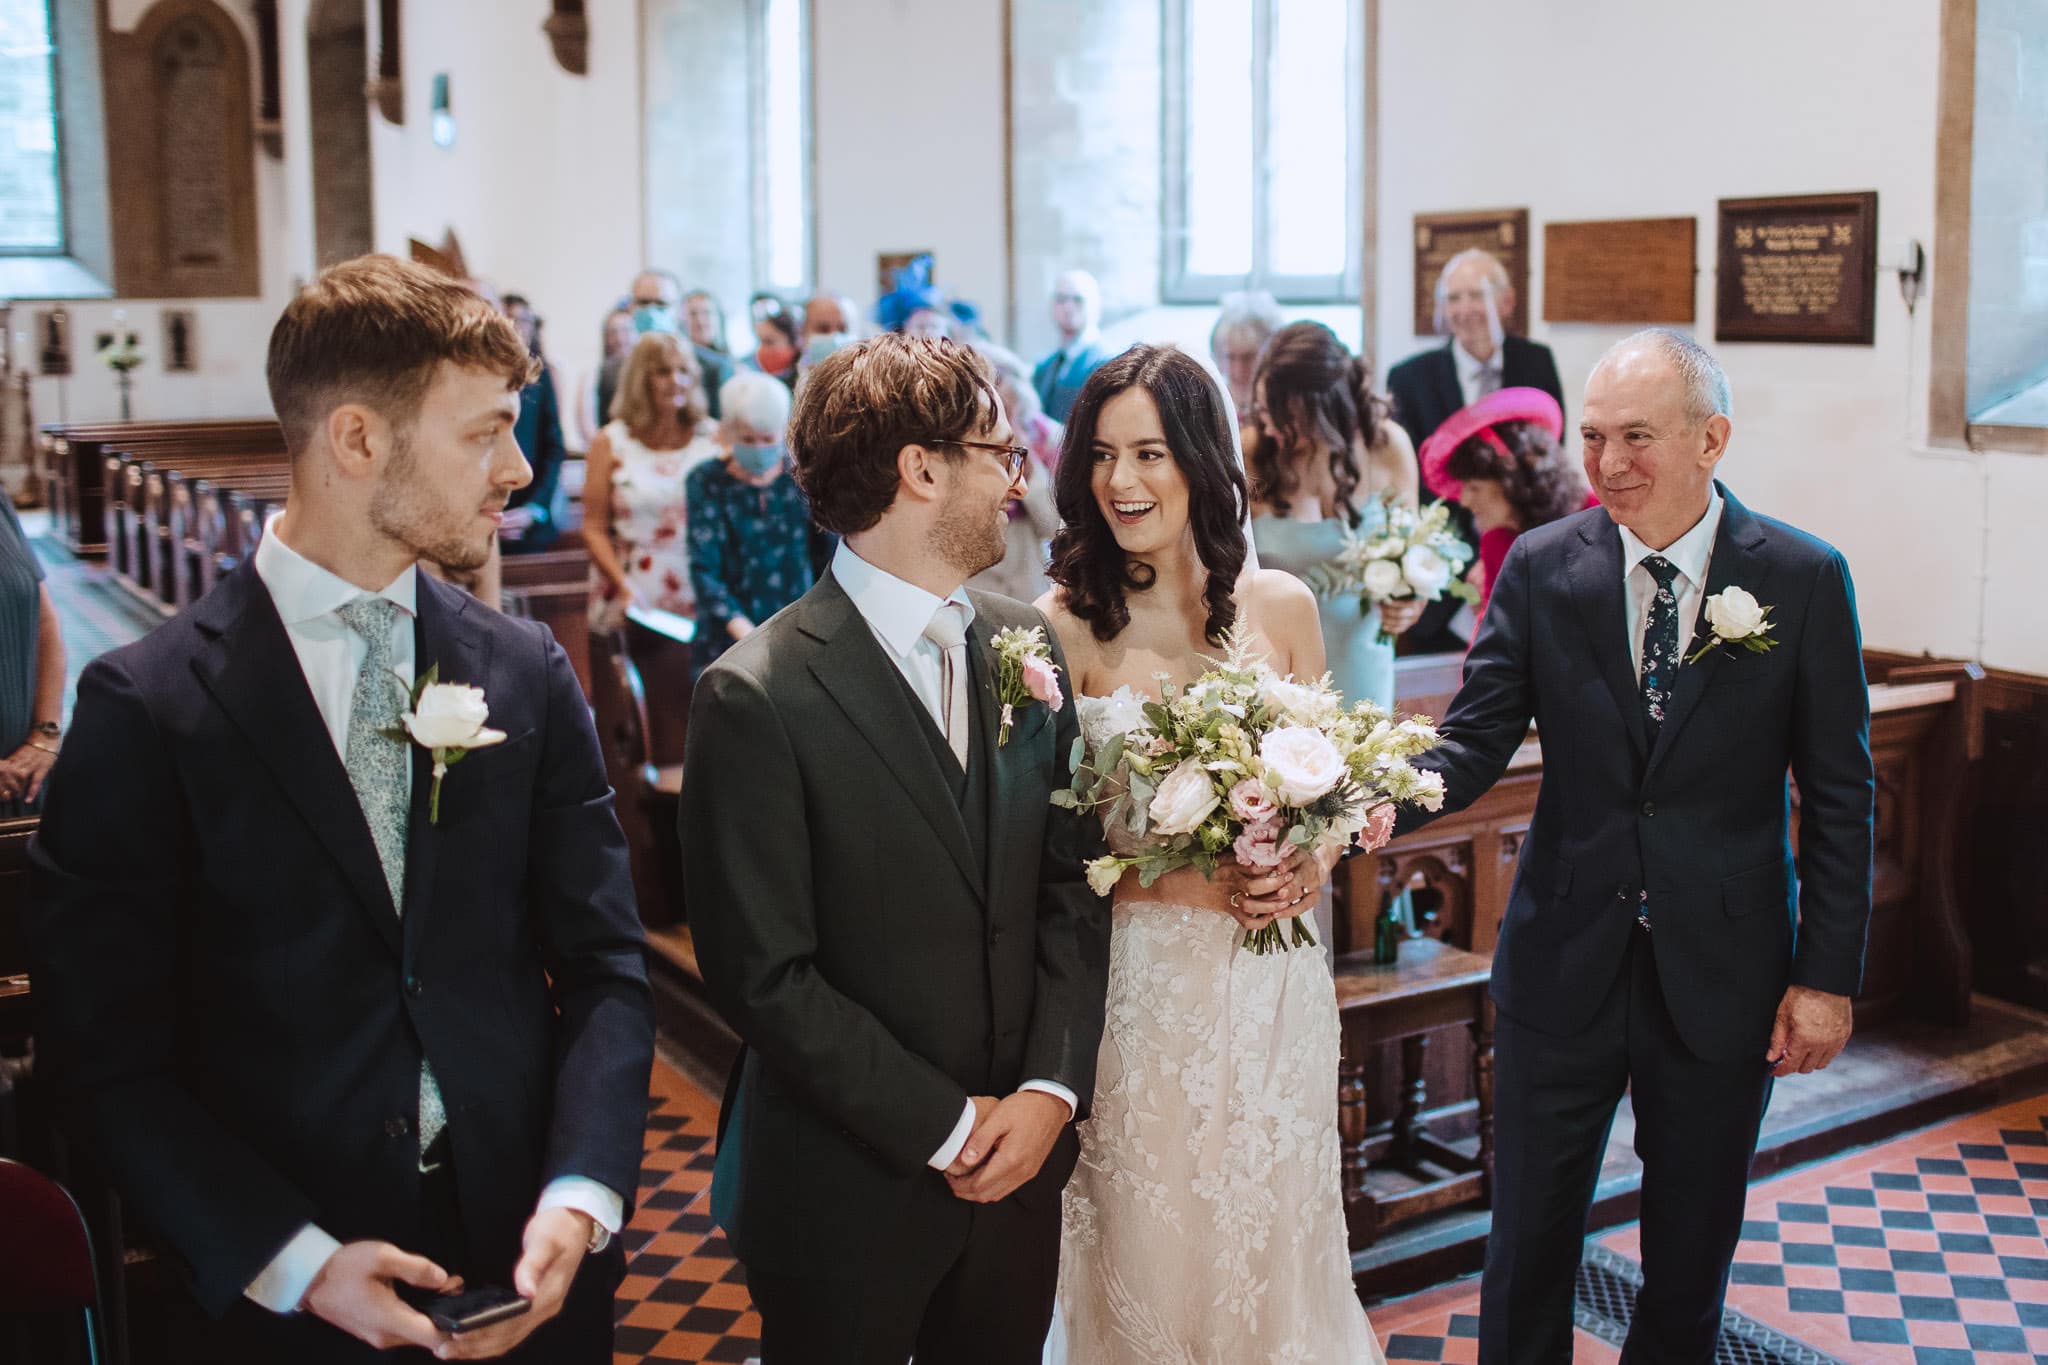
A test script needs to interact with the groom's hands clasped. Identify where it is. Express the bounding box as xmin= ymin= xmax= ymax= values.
xmin=944 ymin=1091 xmax=1068 ymax=1203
